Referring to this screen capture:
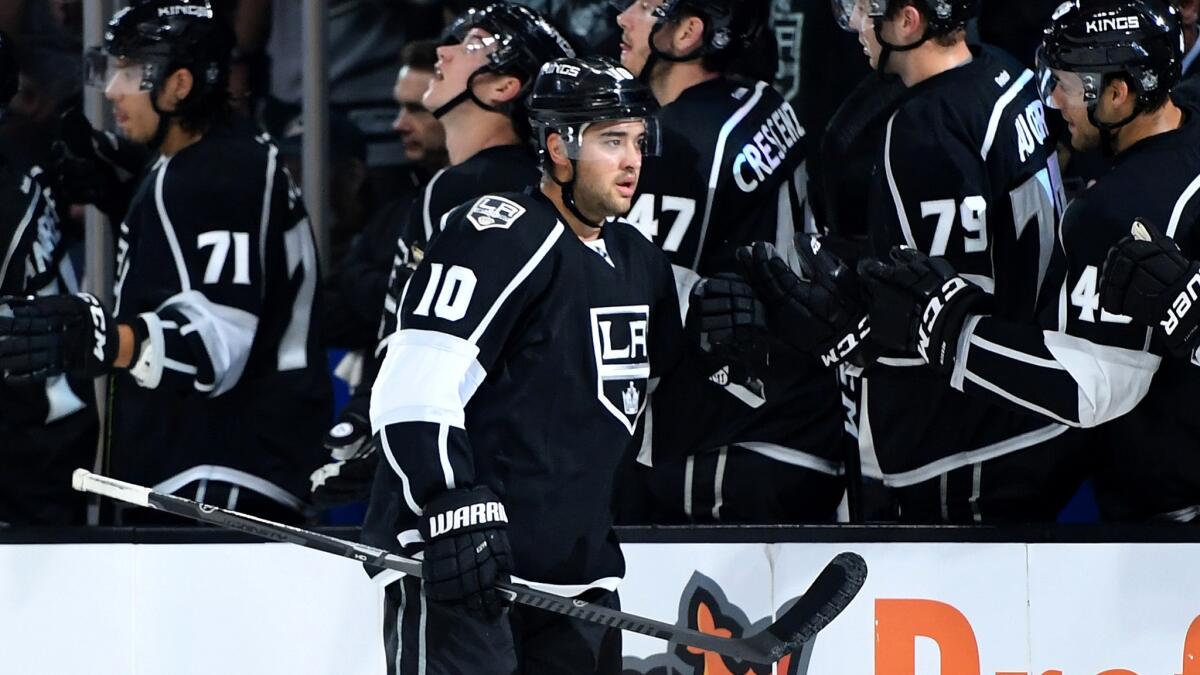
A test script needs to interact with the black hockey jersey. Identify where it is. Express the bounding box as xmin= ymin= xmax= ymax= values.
xmin=954 ymin=108 xmax=1200 ymax=520
xmin=364 ymin=189 xmax=684 ymax=591
xmin=0 ymin=157 xmax=96 ymax=525
xmin=376 ymin=144 xmax=542 ymax=355
xmin=632 ymin=76 xmax=846 ymax=477
xmin=106 ymin=120 xmax=330 ymax=509
xmin=862 ymin=45 xmax=1072 ymax=485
